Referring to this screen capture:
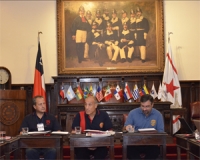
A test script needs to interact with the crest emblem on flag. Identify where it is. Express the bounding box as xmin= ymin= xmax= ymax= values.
xmin=104 ymin=86 xmax=112 ymax=102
